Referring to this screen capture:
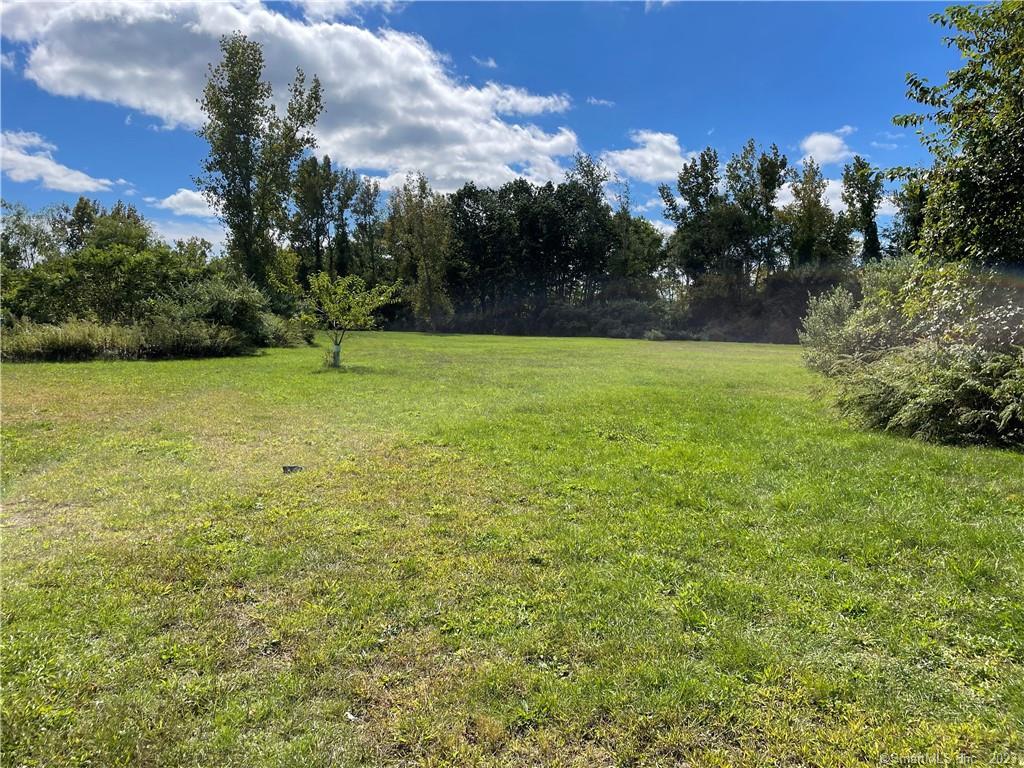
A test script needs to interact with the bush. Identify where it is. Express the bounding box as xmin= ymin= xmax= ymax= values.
xmin=256 ymin=312 xmax=310 ymax=347
xmin=2 ymin=242 xmax=206 ymax=325
xmin=2 ymin=319 xmax=251 ymax=362
xmin=837 ymin=344 xmax=1024 ymax=446
xmin=139 ymin=317 xmax=246 ymax=359
xmin=798 ymin=287 xmax=858 ymax=374
xmin=799 ymin=256 xmax=1024 ymax=446
xmin=1 ymin=237 xmax=308 ymax=359
xmin=1 ymin=321 xmax=145 ymax=362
